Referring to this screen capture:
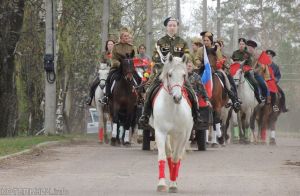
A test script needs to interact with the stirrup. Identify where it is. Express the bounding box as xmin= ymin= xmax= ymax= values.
xmin=273 ymin=105 xmax=280 ymax=112
xmin=138 ymin=115 xmax=150 ymax=129
xmin=99 ymin=96 xmax=108 ymax=105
